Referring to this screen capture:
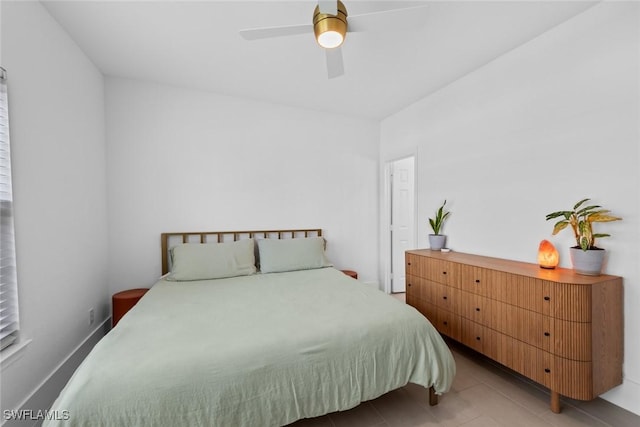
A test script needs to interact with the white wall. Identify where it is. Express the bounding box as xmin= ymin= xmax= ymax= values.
xmin=105 ymin=78 xmax=379 ymax=293
xmin=381 ymin=1 xmax=639 ymax=415
xmin=0 ymin=0 xmax=108 ymax=415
